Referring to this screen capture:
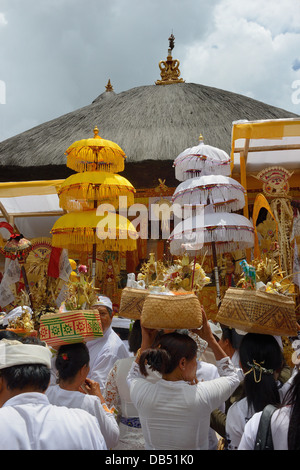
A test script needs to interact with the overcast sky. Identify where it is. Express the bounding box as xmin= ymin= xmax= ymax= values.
xmin=0 ymin=0 xmax=299 ymax=142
